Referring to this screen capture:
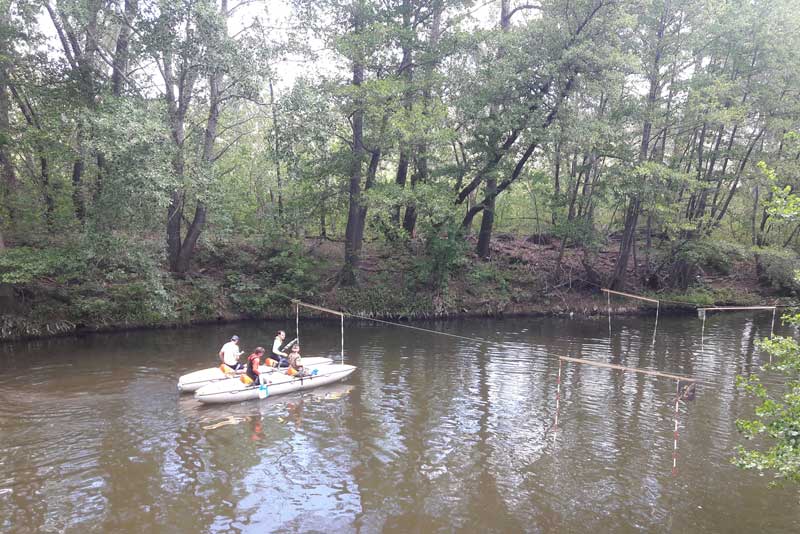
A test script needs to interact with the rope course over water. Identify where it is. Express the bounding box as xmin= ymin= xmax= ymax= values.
xmin=697 ymin=306 xmax=778 ymax=362
xmin=278 ymin=291 xmax=790 ymax=475
xmin=602 ymin=288 xmax=660 ymax=352
xmin=553 ymin=356 xmax=698 ymax=475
